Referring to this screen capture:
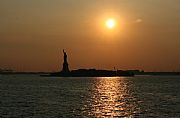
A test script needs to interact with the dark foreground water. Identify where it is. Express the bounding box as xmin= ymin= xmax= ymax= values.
xmin=0 ymin=75 xmax=180 ymax=118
